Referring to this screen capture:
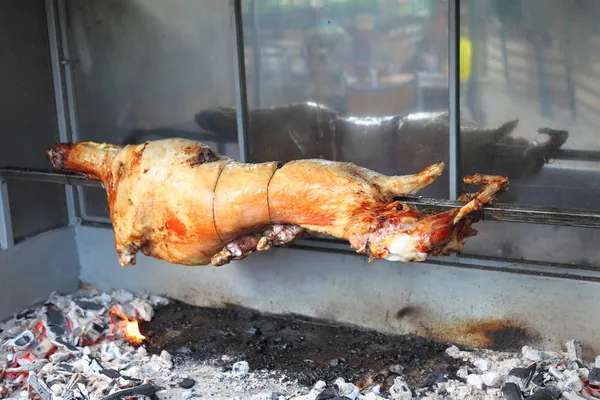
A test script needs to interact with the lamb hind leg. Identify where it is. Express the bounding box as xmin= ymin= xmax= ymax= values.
xmin=452 ymin=174 xmax=509 ymax=224
xmin=211 ymin=224 xmax=306 ymax=266
xmin=256 ymin=224 xmax=307 ymax=251
xmin=211 ymin=233 xmax=262 ymax=266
